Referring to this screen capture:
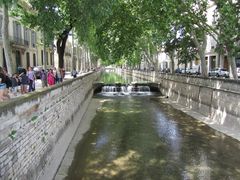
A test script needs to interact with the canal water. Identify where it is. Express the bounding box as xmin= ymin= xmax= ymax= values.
xmin=64 ymin=72 xmax=240 ymax=179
